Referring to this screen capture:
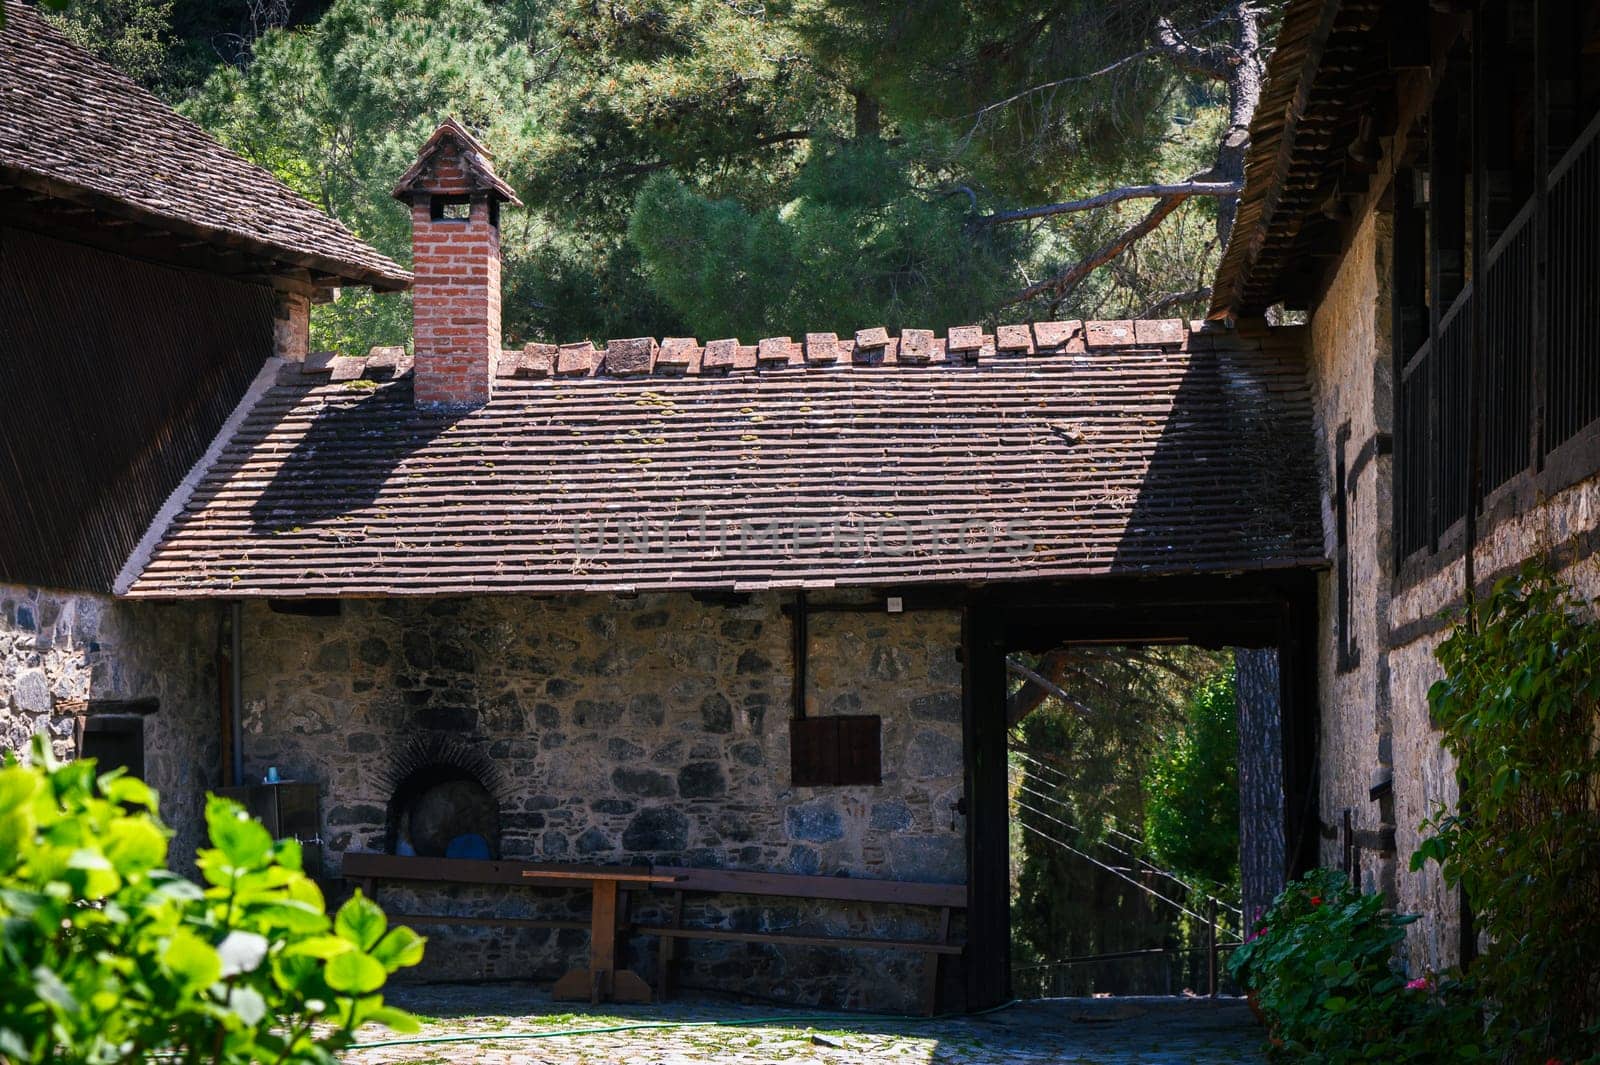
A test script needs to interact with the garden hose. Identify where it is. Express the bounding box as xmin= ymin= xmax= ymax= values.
xmin=347 ymin=999 xmax=1021 ymax=1051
